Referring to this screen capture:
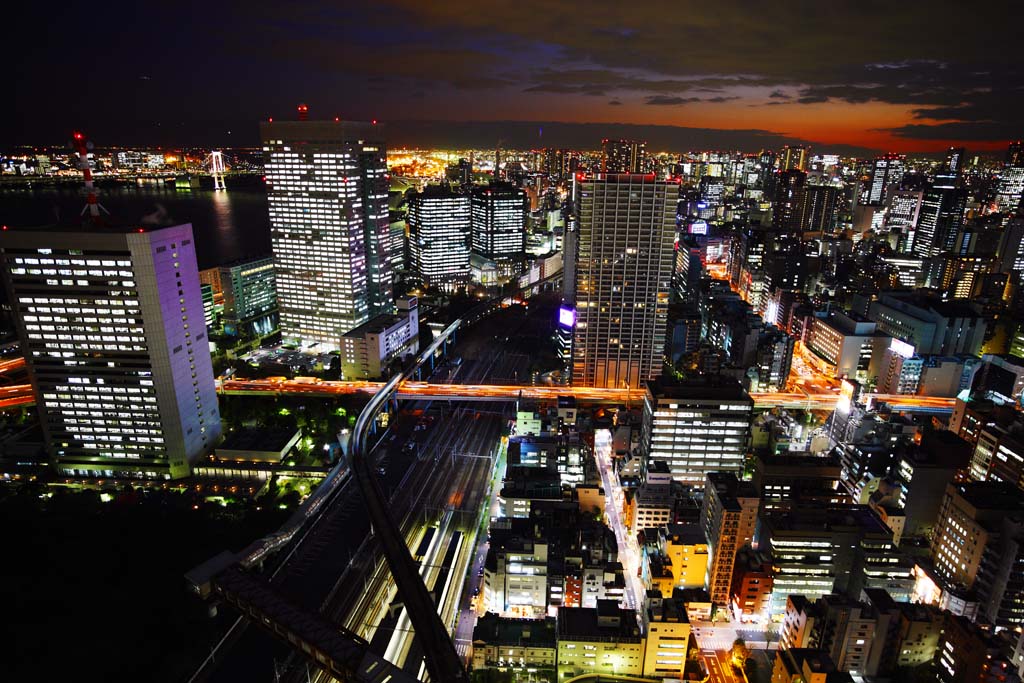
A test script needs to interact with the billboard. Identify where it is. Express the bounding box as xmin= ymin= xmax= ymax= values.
xmin=889 ymin=337 xmax=915 ymax=359
xmin=558 ymin=306 xmax=576 ymax=328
